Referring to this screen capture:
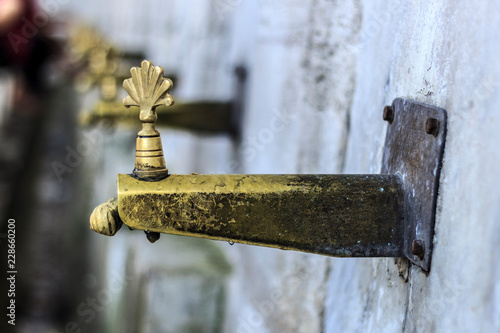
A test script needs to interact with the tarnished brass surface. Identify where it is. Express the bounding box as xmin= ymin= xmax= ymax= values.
xmin=117 ymin=173 xmax=405 ymax=257
xmin=80 ymin=100 xmax=234 ymax=133
xmin=90 ymin=198 xmax=122 ymax=236
xmin=123 ymin=60 xmax=174 ymax=179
